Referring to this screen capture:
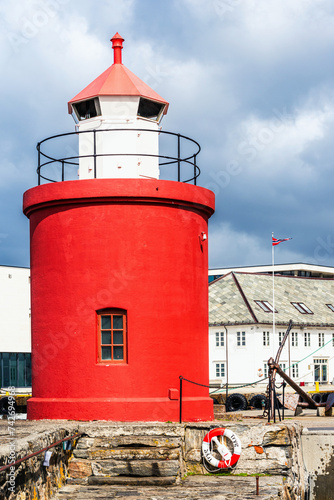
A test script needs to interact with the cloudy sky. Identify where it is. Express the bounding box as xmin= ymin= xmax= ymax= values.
xmin=1 ymin=0 xmax=334 ymax=270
